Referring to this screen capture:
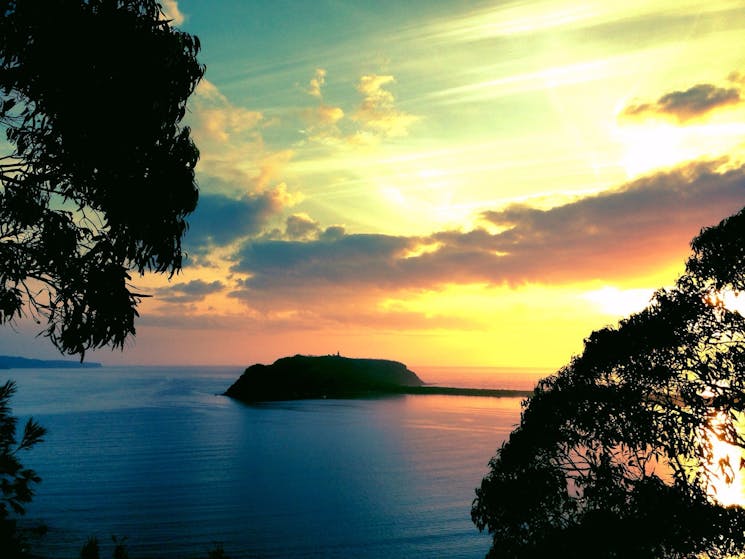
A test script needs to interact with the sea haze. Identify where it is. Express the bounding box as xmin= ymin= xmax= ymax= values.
xmin=8 ymin=366 xmax=540 ymax=558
